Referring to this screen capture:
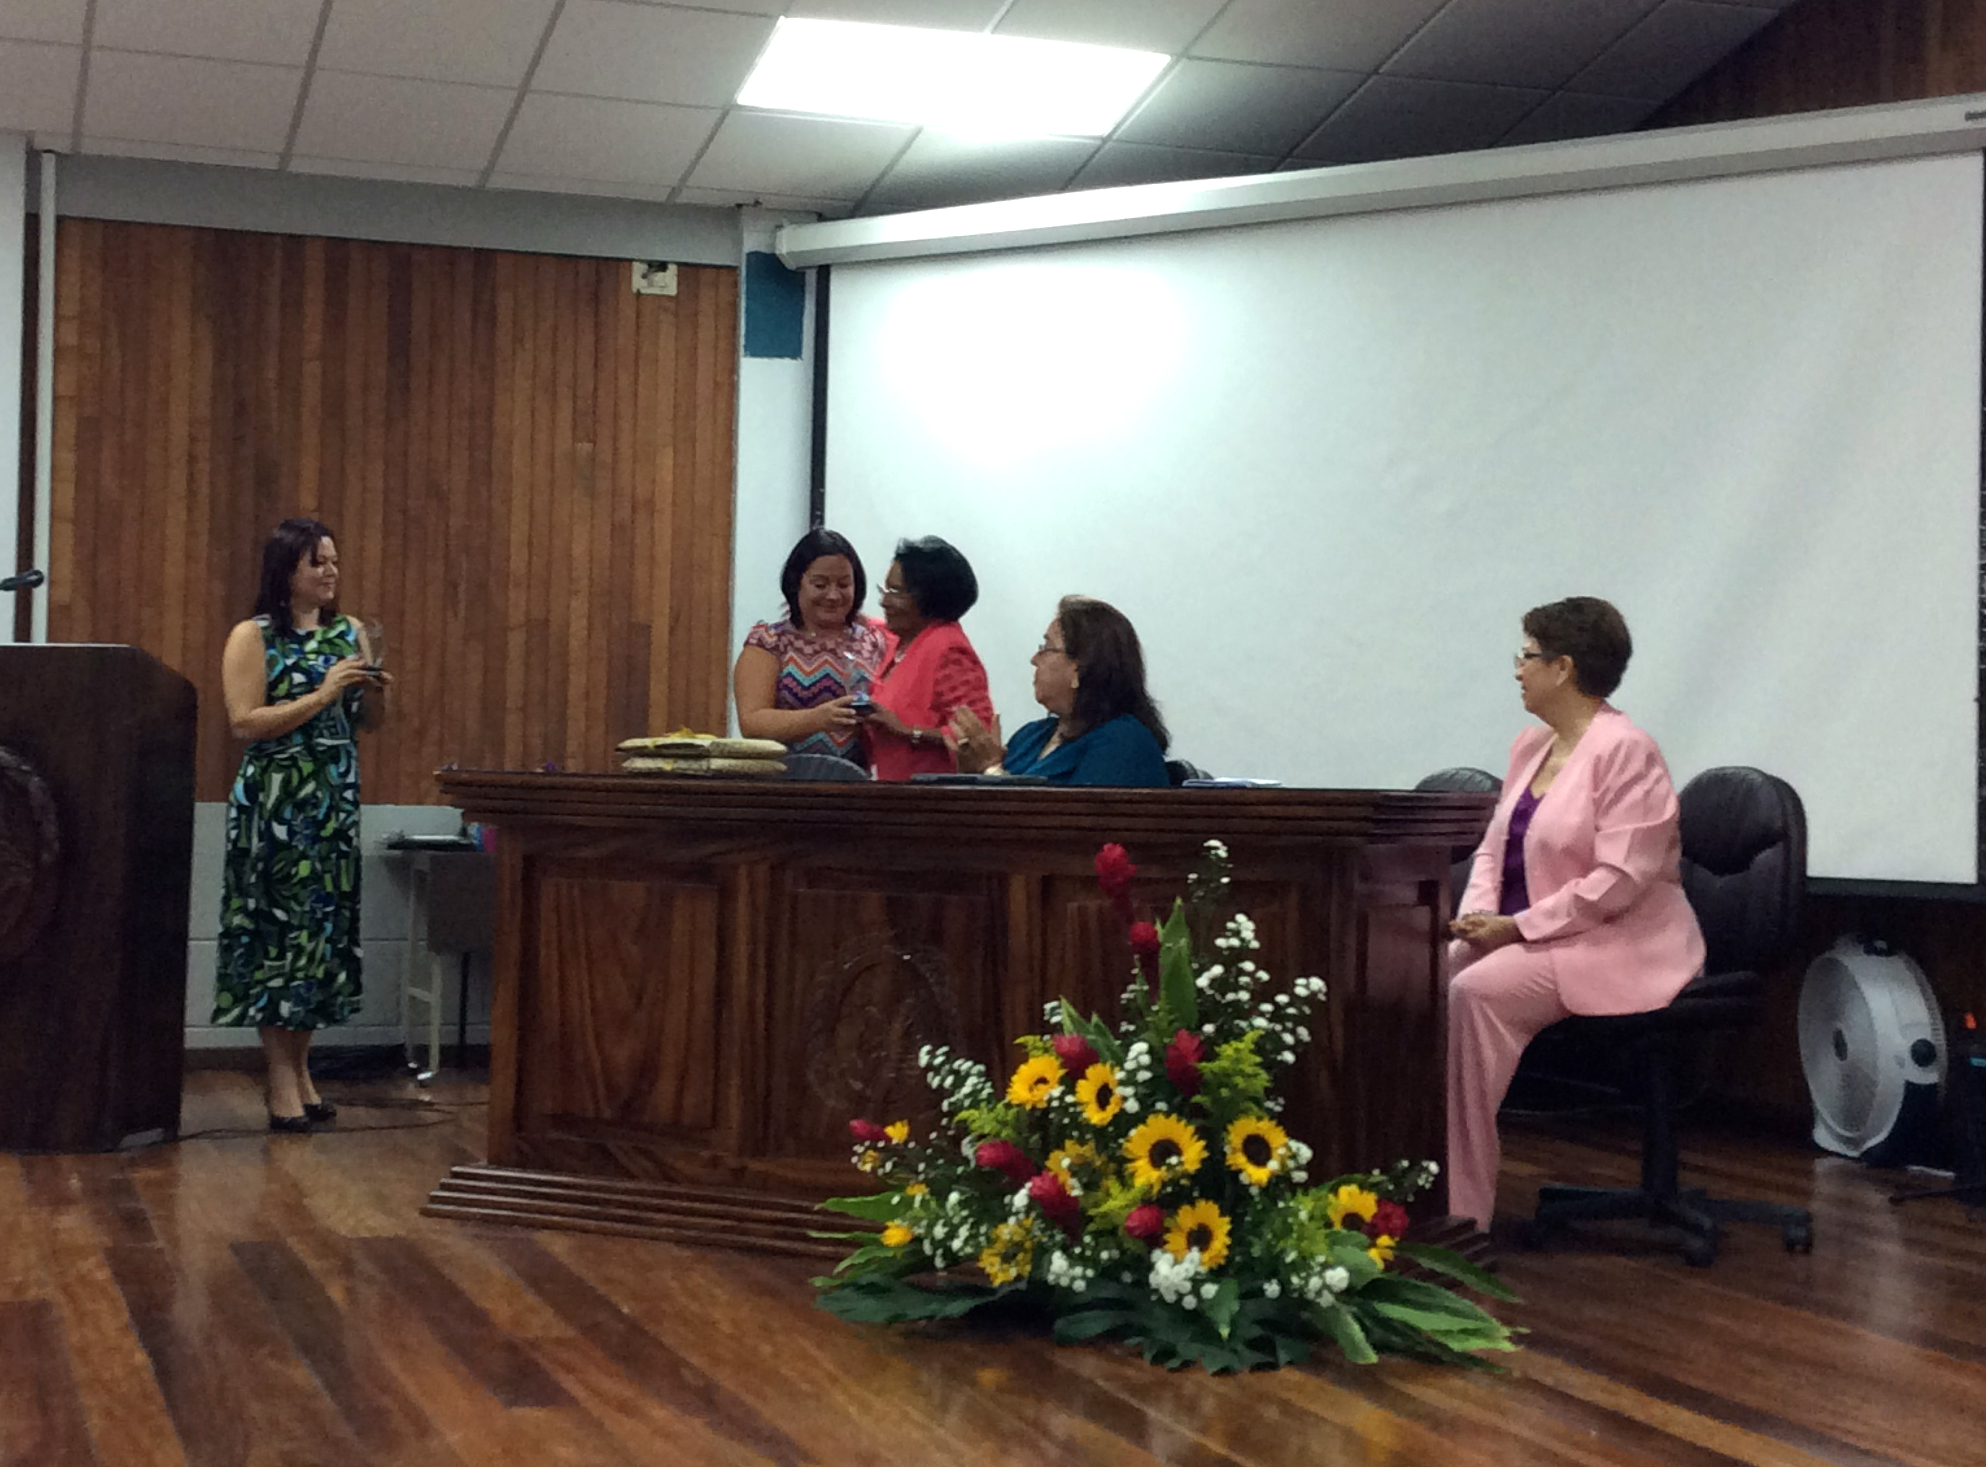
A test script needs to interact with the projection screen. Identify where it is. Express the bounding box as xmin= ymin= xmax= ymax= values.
xmin=823 ymin=154 xmax=1983 ymax=884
